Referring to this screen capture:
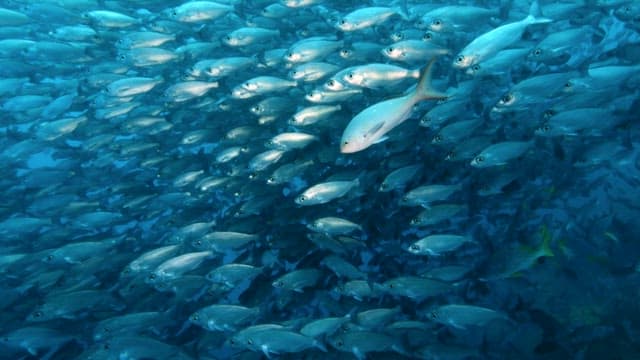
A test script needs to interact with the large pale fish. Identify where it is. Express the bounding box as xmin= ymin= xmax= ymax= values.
xmin=453 ymin=1 xmax=551 ymax=69
xmin=340 ymin=58 xmax=447 ymax=154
